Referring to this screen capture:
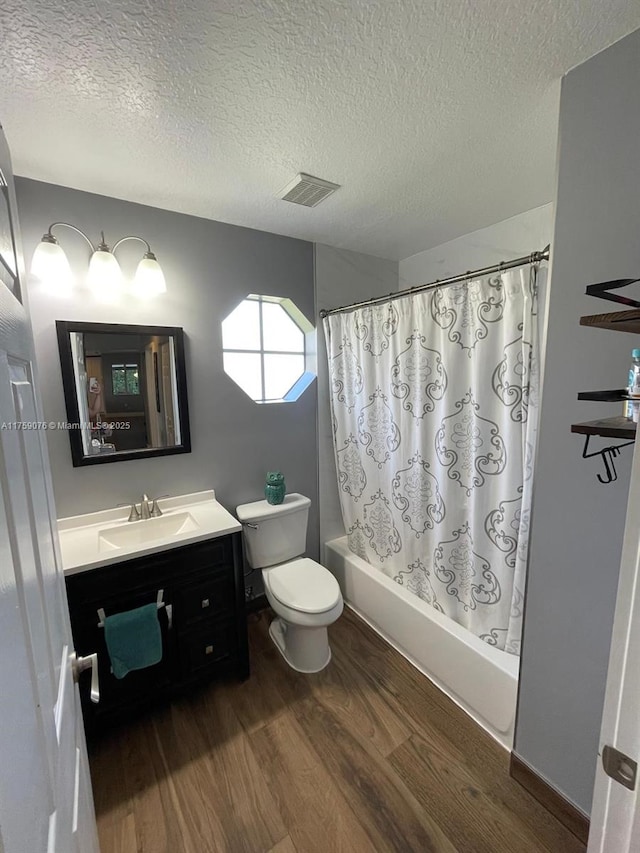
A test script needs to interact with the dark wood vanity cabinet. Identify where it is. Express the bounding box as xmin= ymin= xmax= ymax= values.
xmin=65 ymin=533 xmax=249 ymax=735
